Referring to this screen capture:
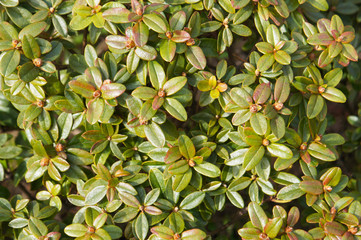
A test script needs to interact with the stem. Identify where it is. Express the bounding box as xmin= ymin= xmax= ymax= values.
xmin=82 ymin=28 xmax=88 ymax=54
